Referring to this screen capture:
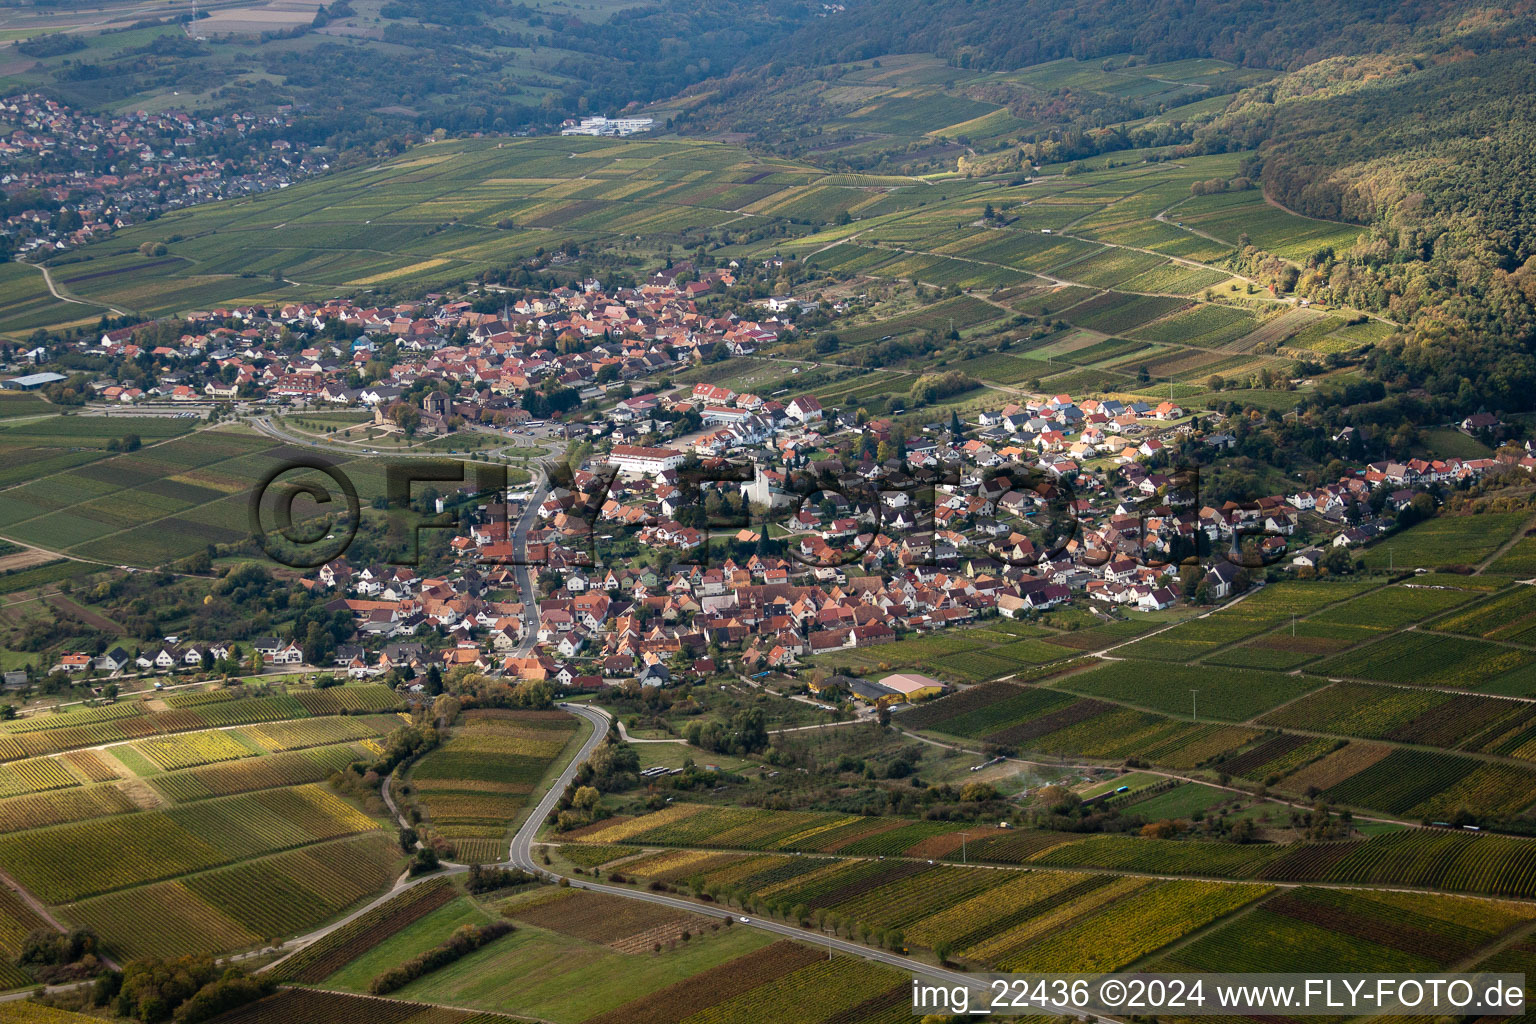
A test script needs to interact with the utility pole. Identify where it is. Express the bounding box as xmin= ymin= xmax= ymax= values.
xmin=961 ymin=832 xmax=967 ymax=864
xmin=1190 ymin=688 xmax=1199 ymax=722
